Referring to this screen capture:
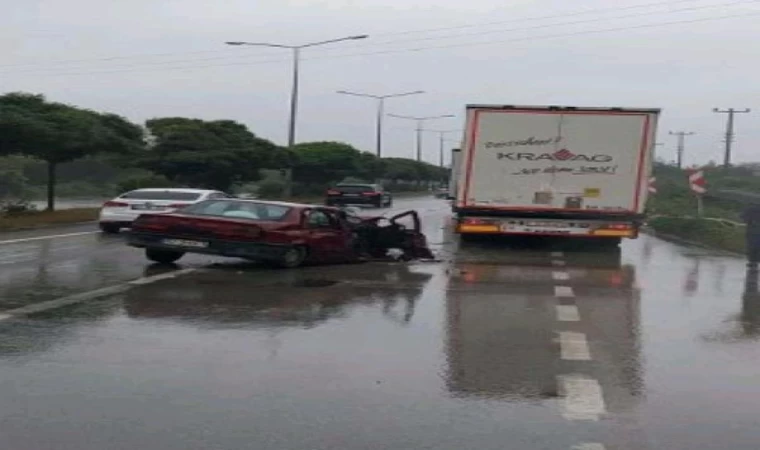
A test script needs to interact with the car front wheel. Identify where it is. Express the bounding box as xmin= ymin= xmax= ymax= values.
xmin=277 ymin=246 xmax=307 ymax=268
xmin=145 ymin=248 xmax=185 ymax=264
xmin=99 ymin=223 xmax=121 ymax=234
